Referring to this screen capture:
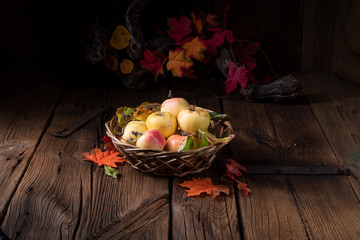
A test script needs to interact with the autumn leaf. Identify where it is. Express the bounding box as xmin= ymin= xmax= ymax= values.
xmin=167 ymin=16 xmax=192 ymax=45
xmin=225 ymin=158 xmax=247 ymax=177
xmin=179 ymin=177 xmax=230 ymax=198
xmin=205 ymin=14 xmax=219 ymax=28
xmin=139 ymin=50 xmax=164 ymax=75
xmin=224 ymin=158 xmax=251 ymax=196
xmin=225 ymin=62 xmax=249 ymax=93
xmin=166 ymin=48 xmax=194 ymax=77
xmin=212 ymin=29 xmax=234 ymax=47
xmin=235 ymin=41 xmax=260 ymax=71
xmin=102 ymin=136 xmax=116 ymax=151
xmin=82 ymin=148 xmax=126 ymax=168
xmin=182 ymin=37 xmax=207 ymax=61
xmin=191 ymin=12 xmax=203 ymax=34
